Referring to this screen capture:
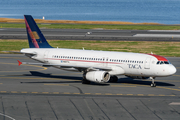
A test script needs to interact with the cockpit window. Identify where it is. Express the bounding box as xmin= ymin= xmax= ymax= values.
xmin=160 ymin=61 xmax=164 ymax=64
xmin=156 ymin=61 xmax=170 ymax=65
xmin=164 ymin=61 xmax=169 ymax=64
